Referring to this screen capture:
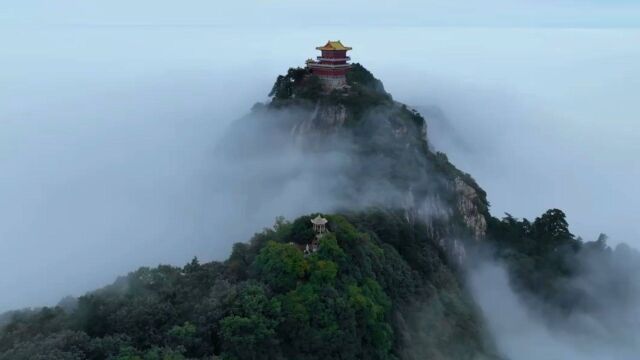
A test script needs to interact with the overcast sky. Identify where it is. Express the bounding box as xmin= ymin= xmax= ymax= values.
xmin=0 ymin=2 xmax=639 ymax=313
xmin=2 ymin=0 xmax=640 ymax=28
